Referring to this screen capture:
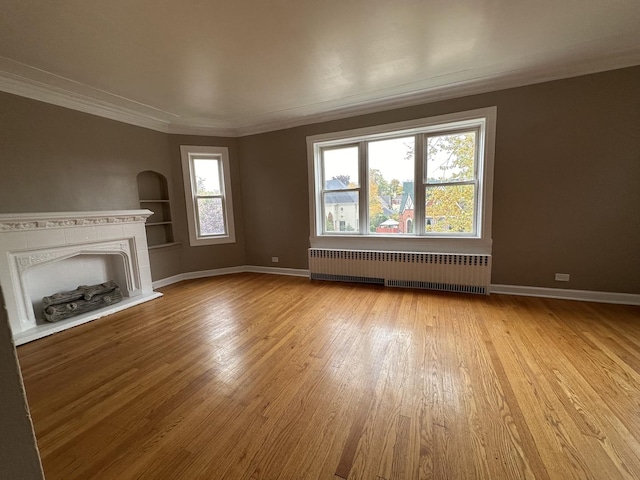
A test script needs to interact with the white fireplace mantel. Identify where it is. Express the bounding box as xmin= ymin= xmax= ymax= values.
xmin=0 ymin=210 xmax=162 ymax=345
